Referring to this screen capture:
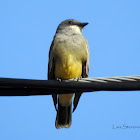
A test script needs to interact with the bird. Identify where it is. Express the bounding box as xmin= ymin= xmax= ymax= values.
xmin=48 ymin=19 xmax=89 ymax=129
